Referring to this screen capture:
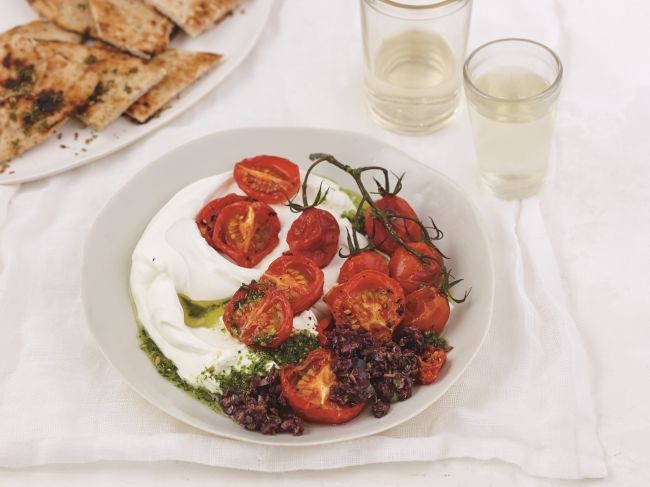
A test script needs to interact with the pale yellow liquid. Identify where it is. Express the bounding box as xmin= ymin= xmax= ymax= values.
xmin=468 ymin=68 xmax=557 ymax=198
xmin=365 ymin=30 xmax=460 ymax=134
